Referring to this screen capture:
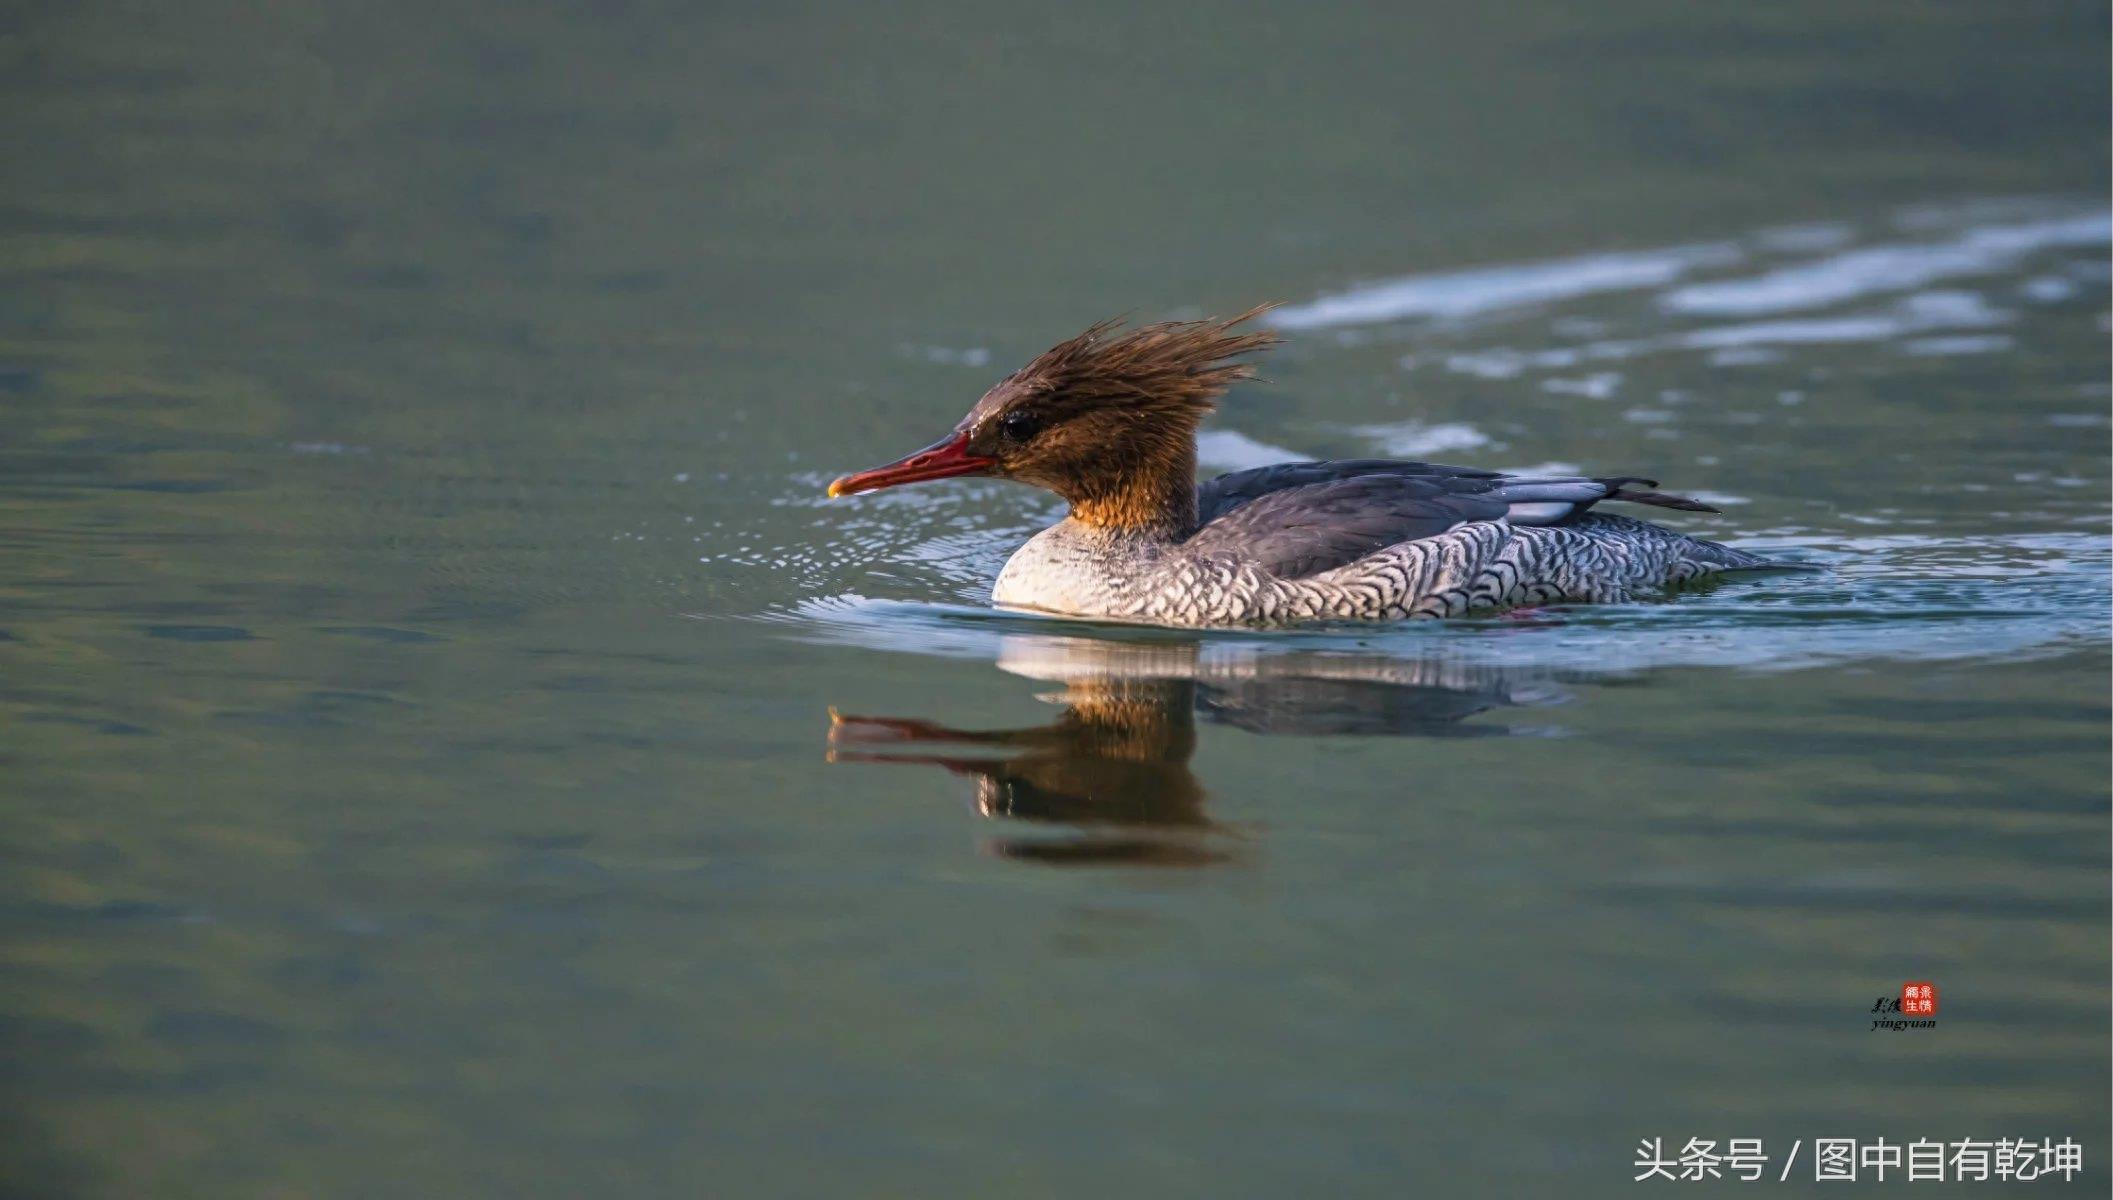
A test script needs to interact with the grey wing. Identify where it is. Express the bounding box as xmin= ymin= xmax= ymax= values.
xmin=1193 ymin=459 xmax=1720 ymax=530
xmin=1195 ymin=459 xmax=1502 ymax=524
xmin=1181 ymin=474 xmax=1511 ymax=580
